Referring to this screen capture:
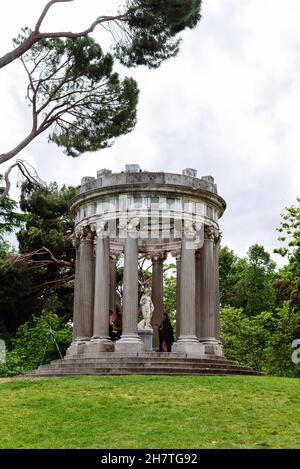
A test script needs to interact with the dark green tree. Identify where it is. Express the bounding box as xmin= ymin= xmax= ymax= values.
xmin=219 ymin=246 xmax=239 ymax=306
xmin=0 ymin=175 xmax=24 ymax=254
xmin=221 ymin=304 xmax=300 ymax=376
xmin=0 ymin=181 xmax=76 ymax=333
xmin=18 ymin=181 xmax=76 ymax=256
xmin=243 ymin=244 xmax=276 ymax=314
xmin=219 ymin=244 xmax=276 ymax=315
xmin=0 ymin=177 xmax=27 ymax=335
xmin=0 ymin=258 xmax=37 ymax=333
xmin=115 ymin=0 xmax=202 ymax=68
